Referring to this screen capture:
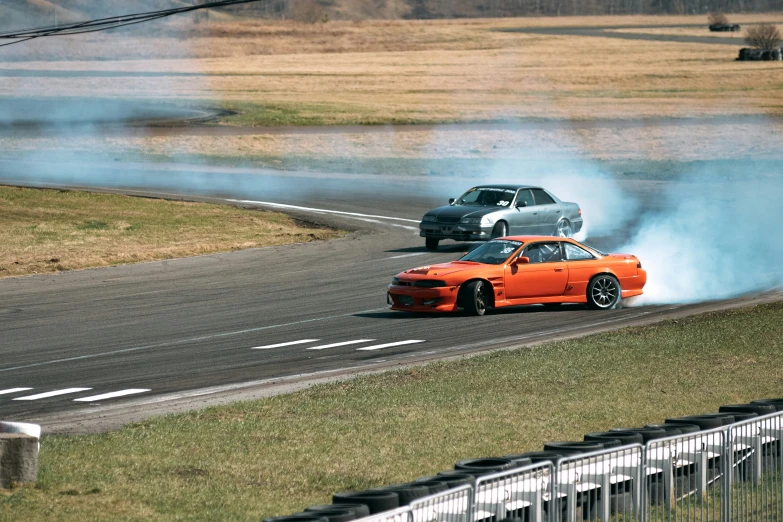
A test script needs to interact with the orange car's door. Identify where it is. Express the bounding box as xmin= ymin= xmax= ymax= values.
xmin=504 ymin=242 xmax=568 ymax=298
